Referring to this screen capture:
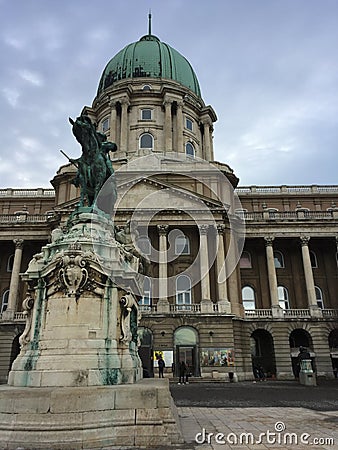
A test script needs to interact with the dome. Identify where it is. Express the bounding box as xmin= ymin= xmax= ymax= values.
xmin=97 ymin=34 xmax=201 ymax=97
